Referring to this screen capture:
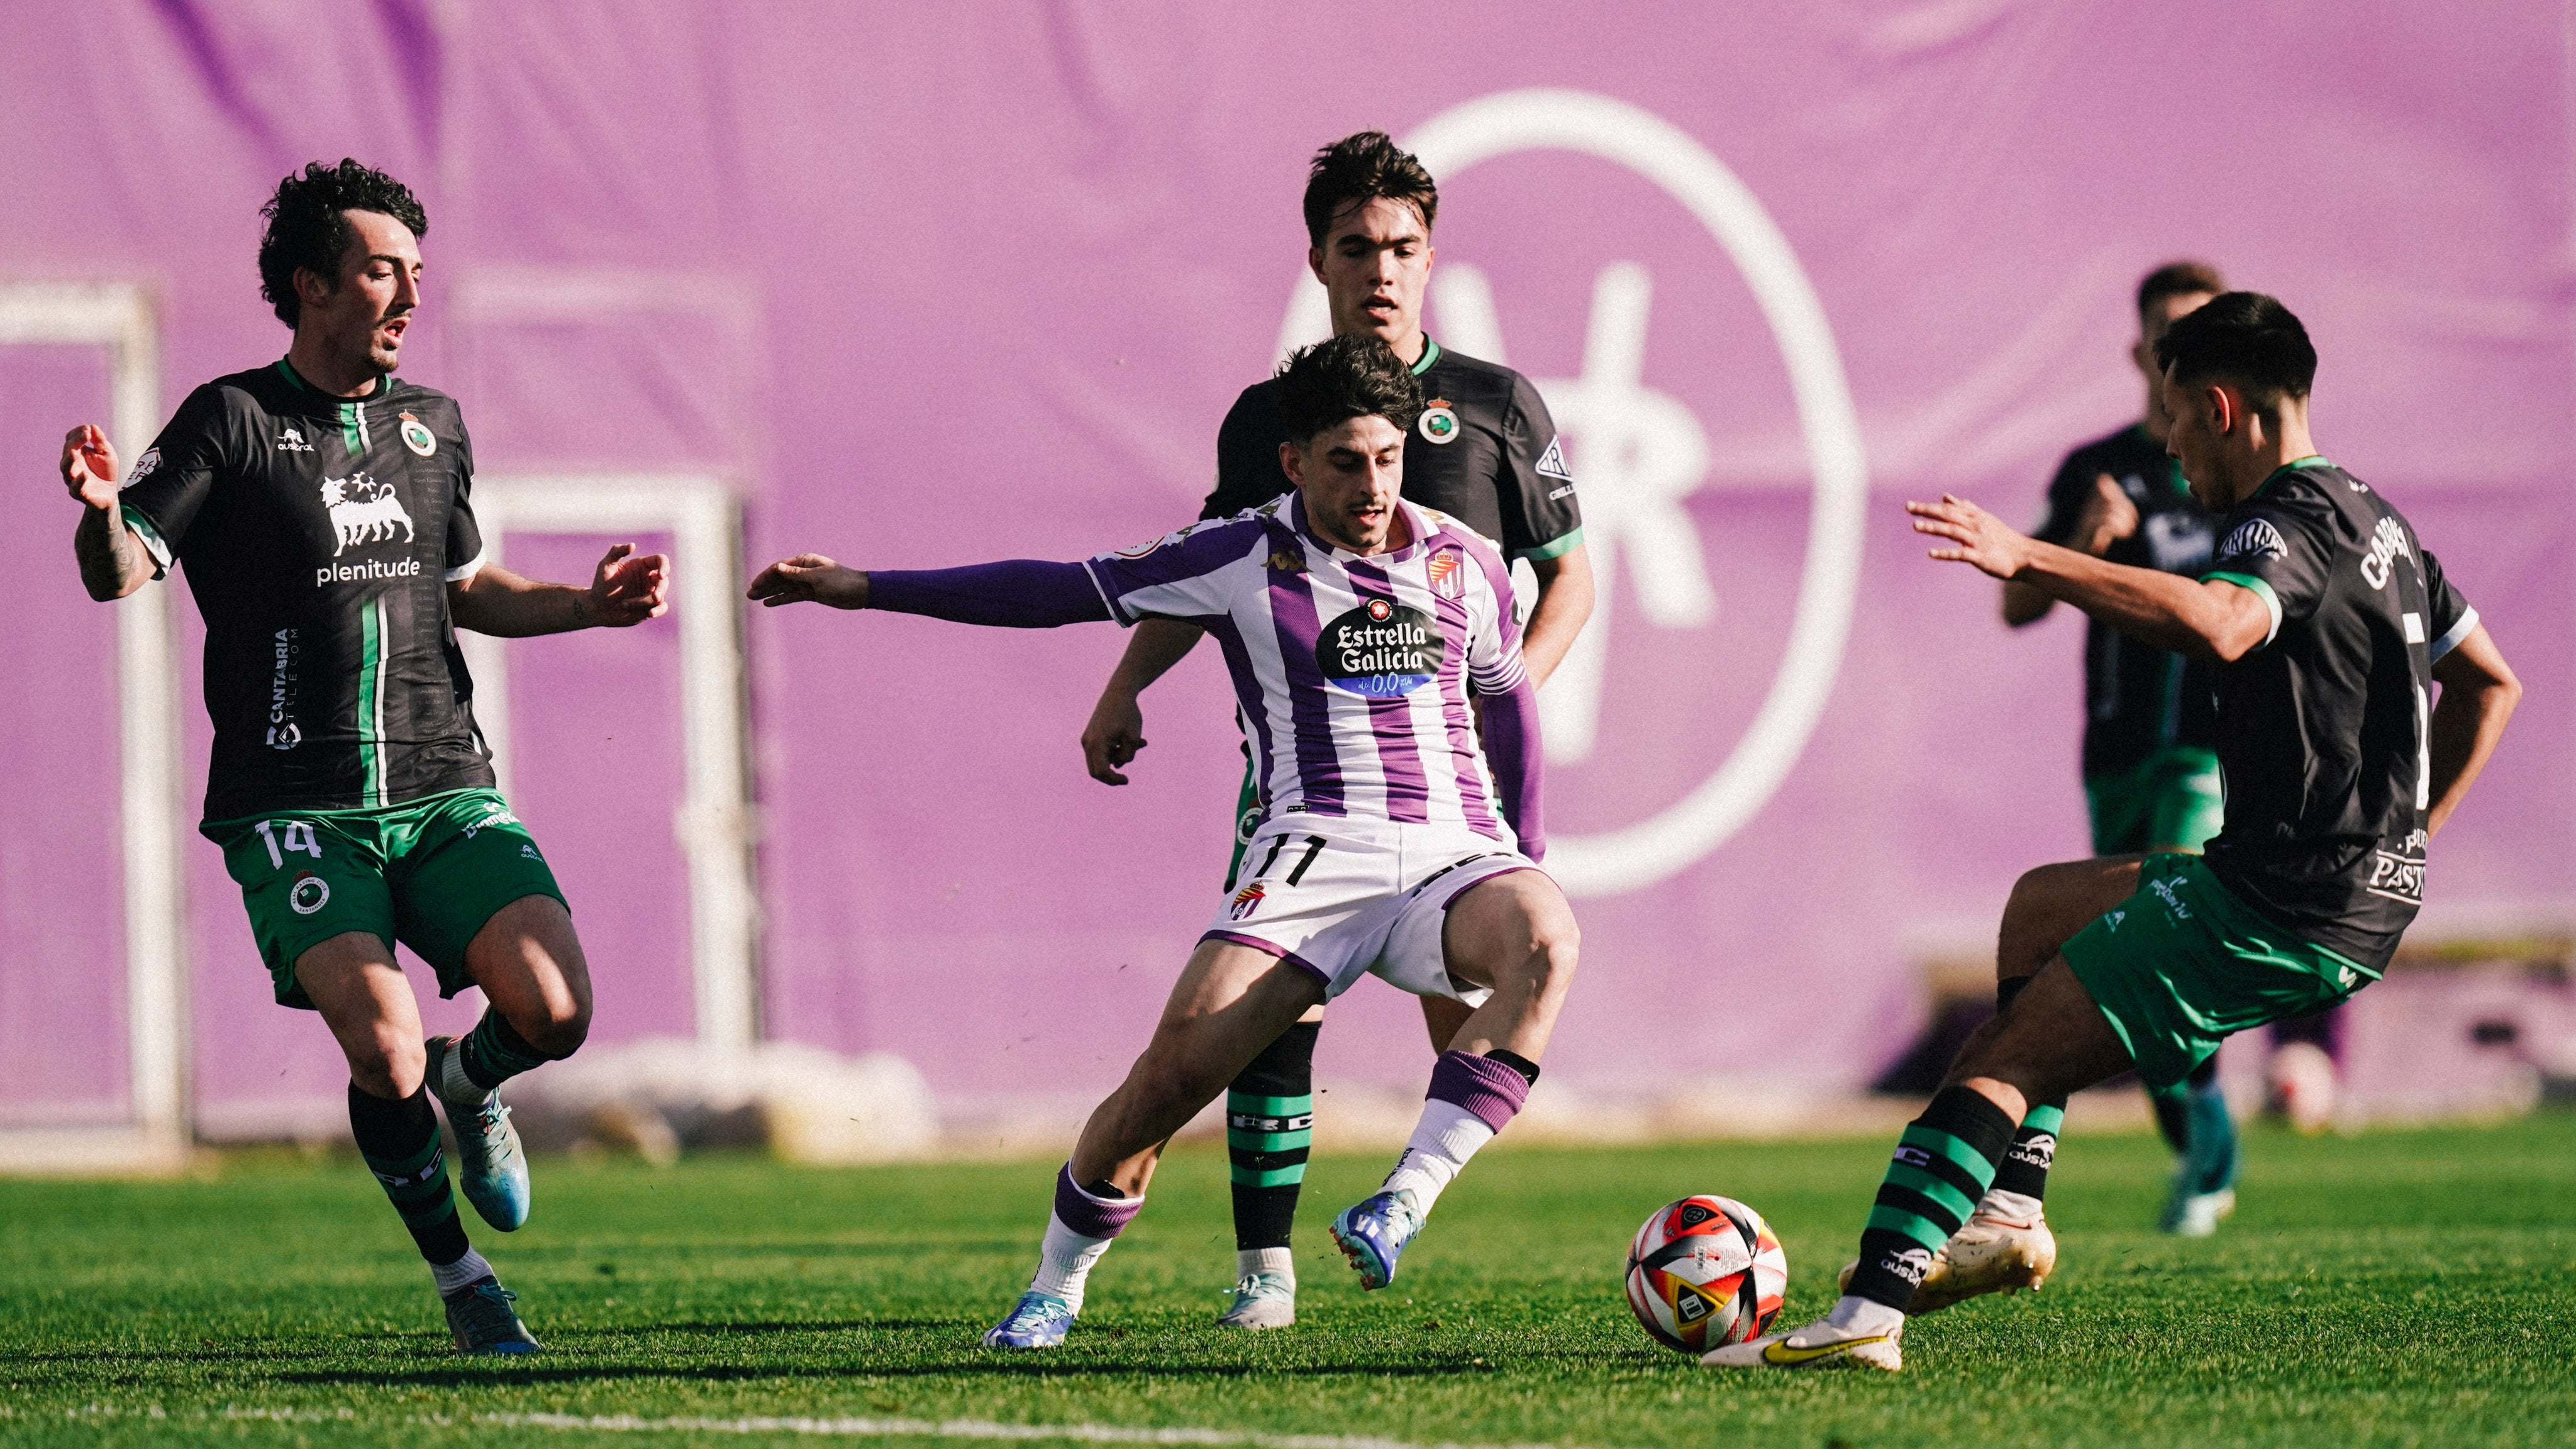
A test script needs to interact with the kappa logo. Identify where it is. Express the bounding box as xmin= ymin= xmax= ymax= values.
xmin=1266 ymin=549 xmax=1306 ymax=574
xmin=321 ymin=473 xmax=414 ymax=555
xmin=275 ymin=425 xmax=314 ymax=453
xmin=2219 ymin=517 xmax=2289 ymax=563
